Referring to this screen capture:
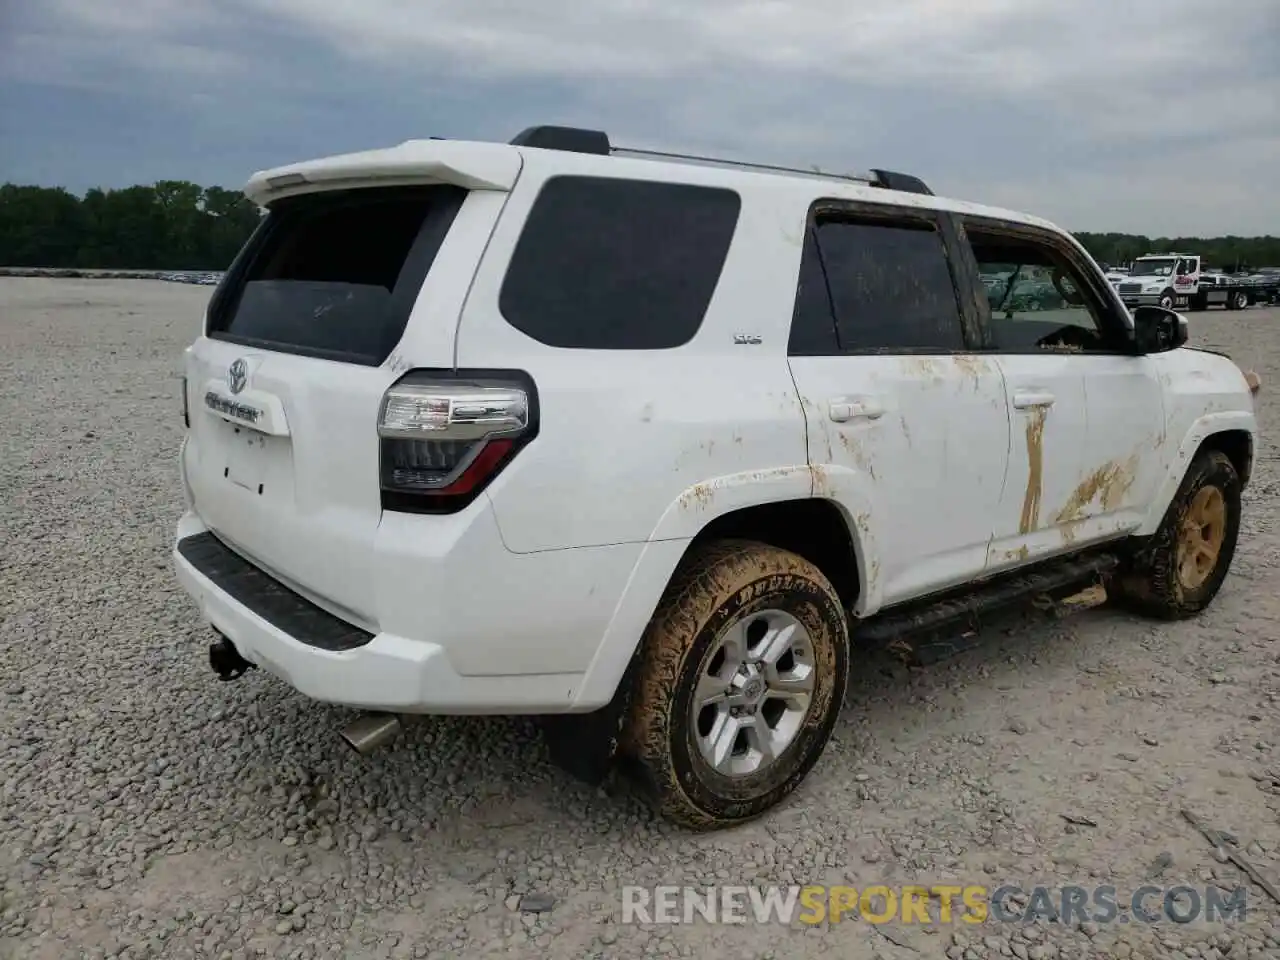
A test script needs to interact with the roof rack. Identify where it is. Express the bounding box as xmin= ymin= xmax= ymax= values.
xmin=506 ymin=125 xmax=933 ymax=196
